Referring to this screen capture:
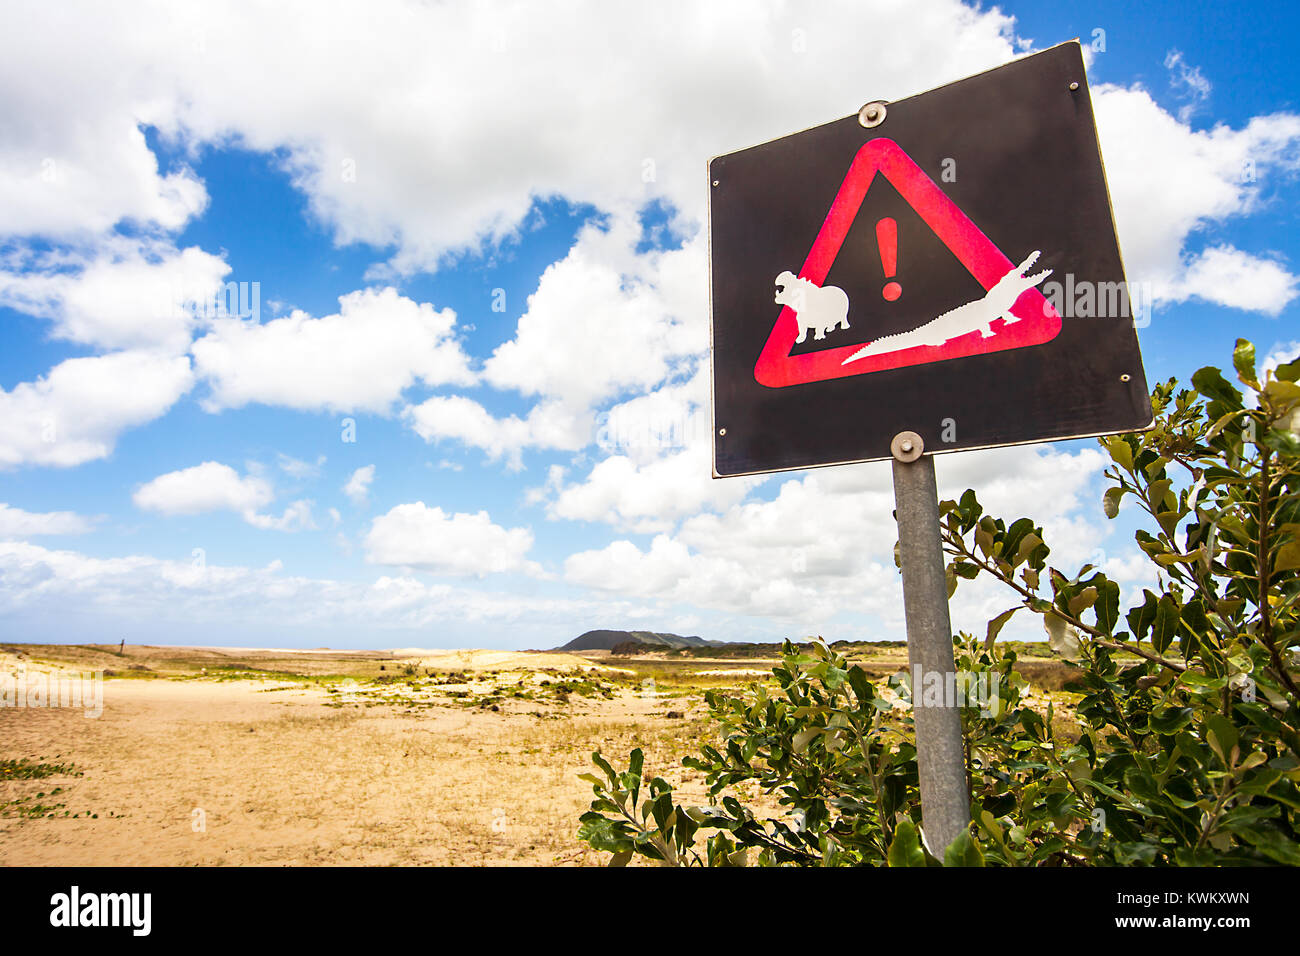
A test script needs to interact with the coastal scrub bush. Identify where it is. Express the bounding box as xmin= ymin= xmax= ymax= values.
xmin=577 ymin=340 xmax=1300 ymax=866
